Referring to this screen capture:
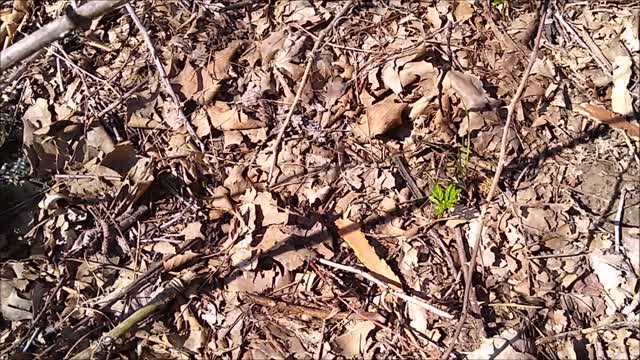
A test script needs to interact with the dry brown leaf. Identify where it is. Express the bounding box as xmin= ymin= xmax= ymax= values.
xmin=163 ymin=251 xmax=200 ymax=271
xmin=381 ymin=62 xmax=403 ymax=94
xmin=353 ymin=98 xmax=406 ymax=140
xmin=335 ymin=218 xmax=401 ymax=286
xmin=205 ymin=102 xmax=265 ymax=131
xmin=444 ymin=71 xmax=497 ymax=110
xmin=191 ymin=109 xmax=211 ymax=137
xmin=210 ymin=40 xmax=244 ymax=80
xmin=575 ymin=103 xmax=640 ymax=140
xmin=453 ymin=1 xmax=474 ymax=22
xmin=333 ymin=320 xmax=375 ymax=358
xmin=611 ymin=55 xmax=634 ymax=116
xmin=22 ymin=98 xmax=52 ymax=129
xmin=182 ymin=222 xmax=205 ymax=241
